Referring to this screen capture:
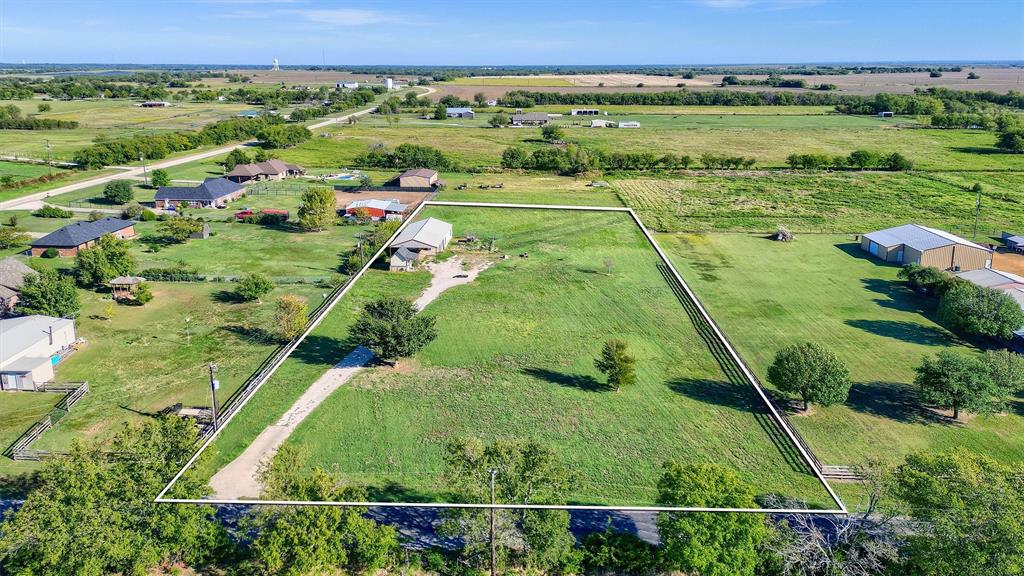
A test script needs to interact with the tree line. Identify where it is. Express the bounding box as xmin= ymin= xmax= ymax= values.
xmin=786 ymin=150 xmax=914 ymax=171
xmin=0 ymin=103 xmax=78 ymax=129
